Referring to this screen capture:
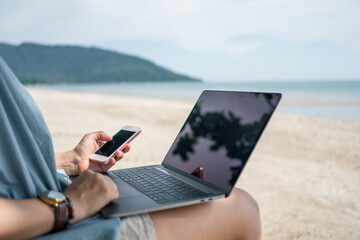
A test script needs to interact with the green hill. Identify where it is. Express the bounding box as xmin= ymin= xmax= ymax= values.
xmin=0 ymin=42 xmax=200 ymax=84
